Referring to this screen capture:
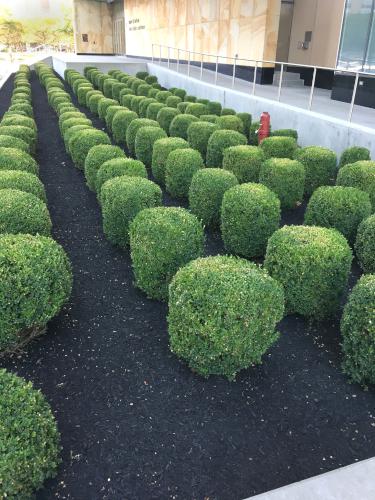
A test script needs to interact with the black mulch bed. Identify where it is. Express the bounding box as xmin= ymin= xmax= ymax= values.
xmin=1 ymin=71 xmax=375 ymax=500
